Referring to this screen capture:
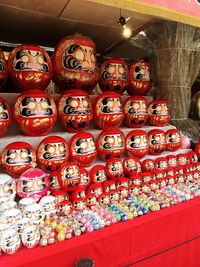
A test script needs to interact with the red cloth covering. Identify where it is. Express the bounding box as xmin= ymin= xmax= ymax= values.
xmin=1 ymin=197 xmax=200 ymax=267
